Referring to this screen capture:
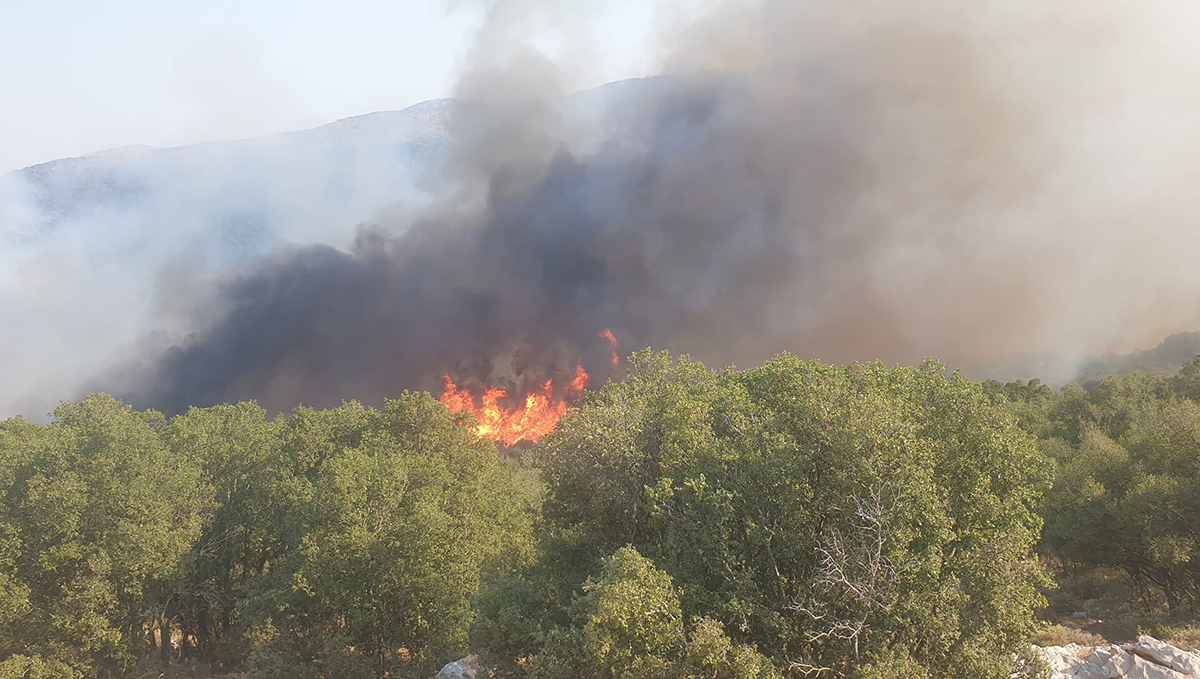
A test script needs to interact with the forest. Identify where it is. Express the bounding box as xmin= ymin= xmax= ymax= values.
xmin=2 ymin=349 xmax=1200 ymax=678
